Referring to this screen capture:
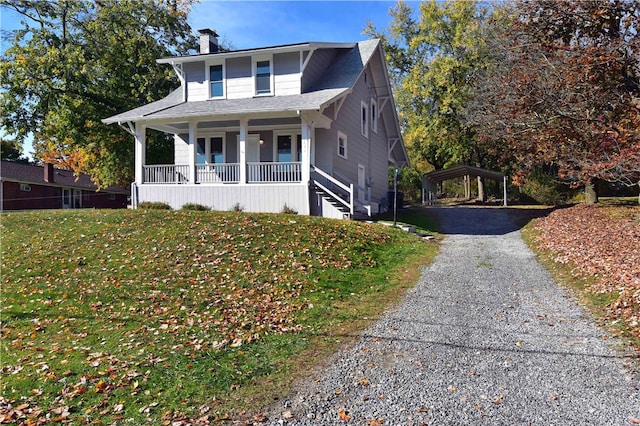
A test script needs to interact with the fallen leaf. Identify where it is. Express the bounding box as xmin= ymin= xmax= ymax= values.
xmin=339 ymin=410 xmax=351 ymax=422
